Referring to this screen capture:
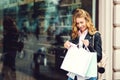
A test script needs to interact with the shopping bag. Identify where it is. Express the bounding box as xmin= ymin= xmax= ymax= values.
xmin=60 ymin=46 xmax=97 ymax=77
xmin=85 ymin=52 xmax=97 ymax=77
